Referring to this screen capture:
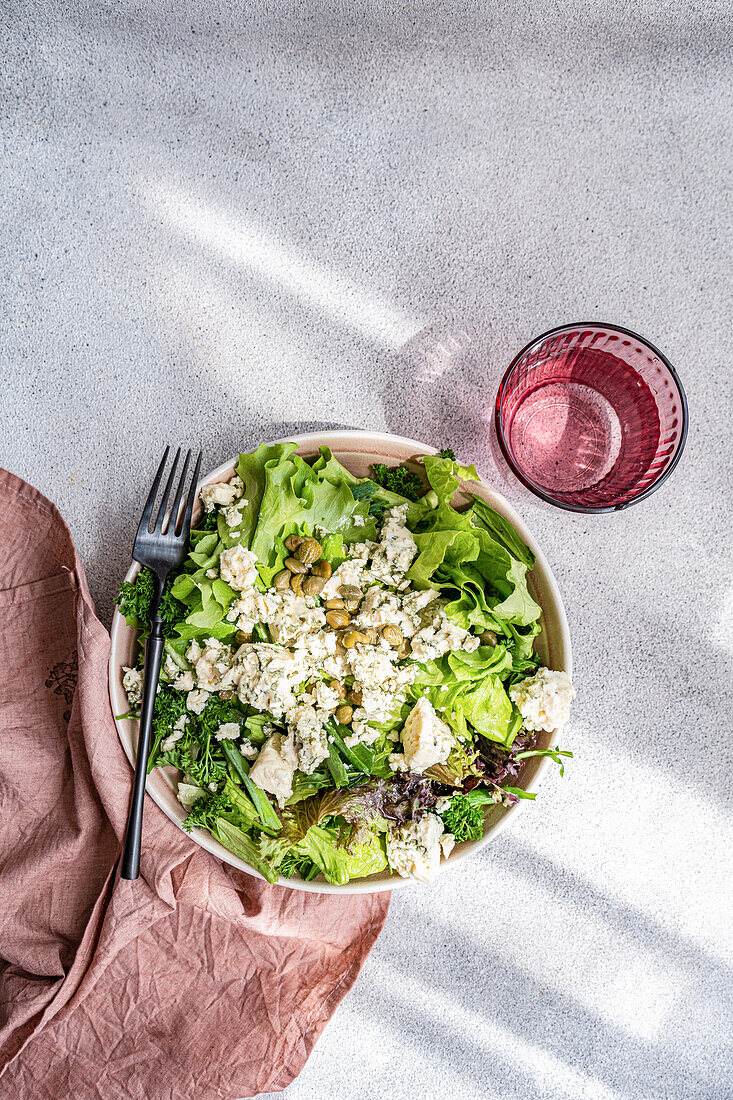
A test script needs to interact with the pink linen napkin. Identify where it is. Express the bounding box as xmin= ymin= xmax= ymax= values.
xmin=0 ymin=469 xmax=389 ymax=1099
